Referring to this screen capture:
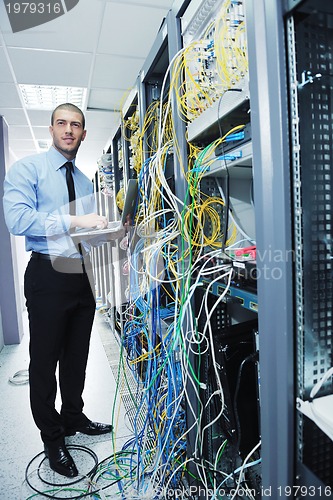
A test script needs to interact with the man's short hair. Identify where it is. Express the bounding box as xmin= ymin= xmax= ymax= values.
xmin=51 ymin=103 xmax=85 ymax=129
